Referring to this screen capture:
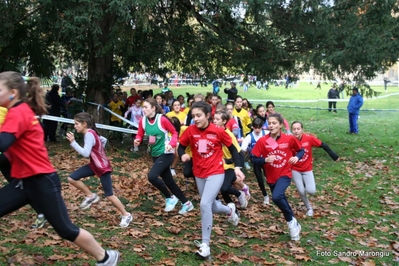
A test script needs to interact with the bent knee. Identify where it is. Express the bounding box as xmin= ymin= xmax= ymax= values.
xmin=67 ymin=177 xmax=75 ymax=183
xmin=306 ymin=188 xmax=316 ymax=195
